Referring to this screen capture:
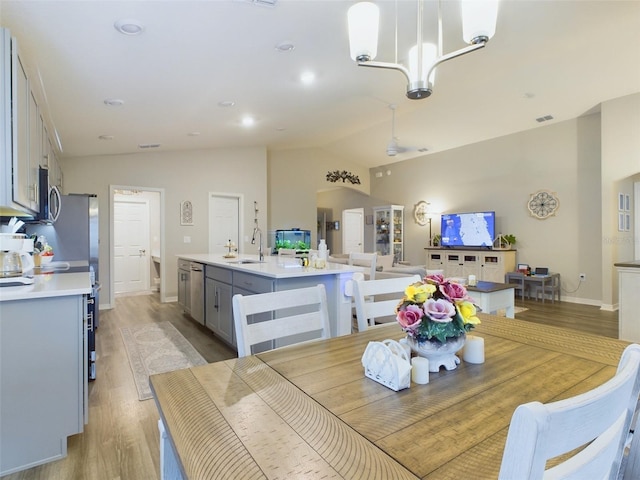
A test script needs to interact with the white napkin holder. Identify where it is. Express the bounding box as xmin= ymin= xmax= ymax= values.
xmin=361 ymin=339 xmax=411 ymax=391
